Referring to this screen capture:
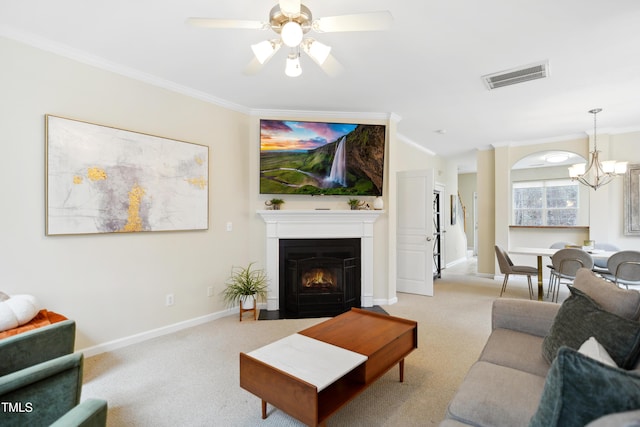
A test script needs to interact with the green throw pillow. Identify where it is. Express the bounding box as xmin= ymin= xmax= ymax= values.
xmin=530 ymin=346 xmax=640 ymax=427
xmin=542 ymin=287 xmax=640 ymax=369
